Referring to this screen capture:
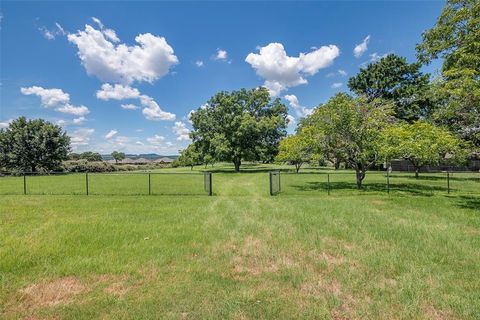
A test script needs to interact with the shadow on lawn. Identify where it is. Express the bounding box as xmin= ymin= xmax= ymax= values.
xmin=389 ymin=174 xmax=480 ymax=183
xmin=289 ymin=181 xmax=446 ymax=196
xmin=453 ymin=195 xmax=480 ymax=211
